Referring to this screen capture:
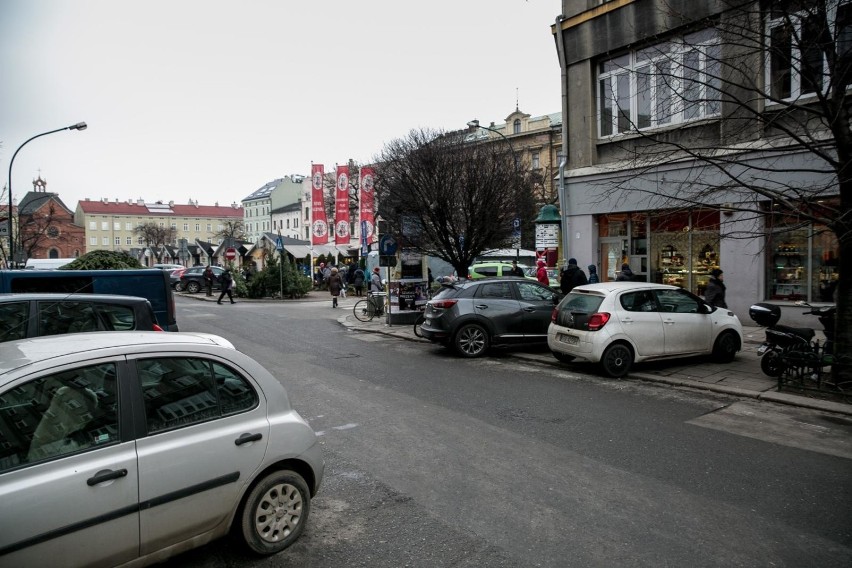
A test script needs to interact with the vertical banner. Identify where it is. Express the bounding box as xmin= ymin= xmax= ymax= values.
xmin=311 ymin=164 xmax=329 ymax=245
xmin=359 ymin=166 xmax=376 ymax=246
xmin=335 ymin=164 xmax=351 ymax=245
